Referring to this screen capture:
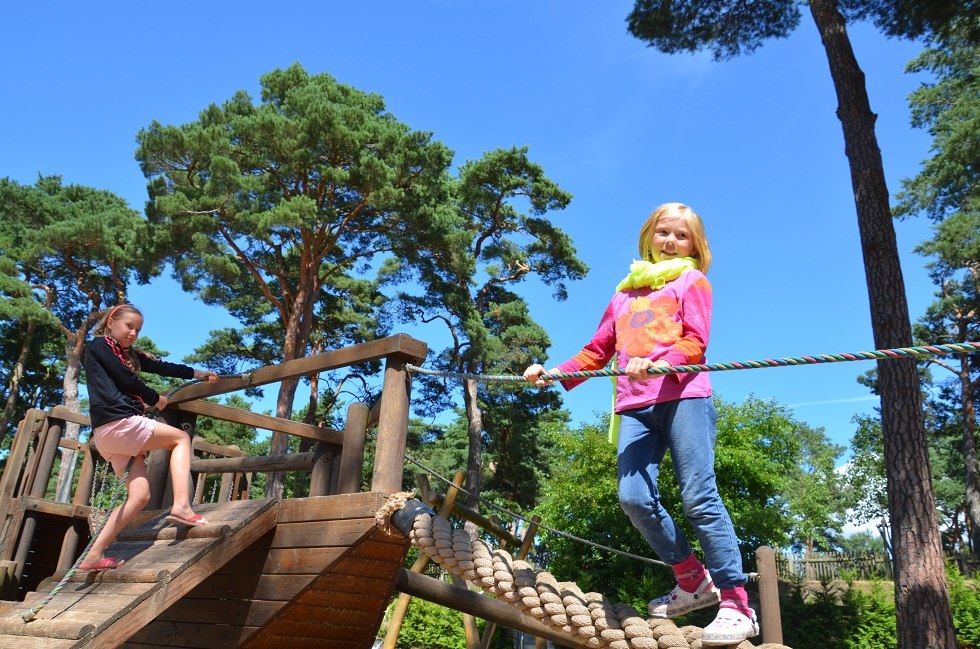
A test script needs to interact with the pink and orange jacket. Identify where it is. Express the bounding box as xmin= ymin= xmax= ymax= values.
xmin=557 ymin=269 xmax=713 ymax=412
